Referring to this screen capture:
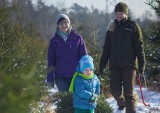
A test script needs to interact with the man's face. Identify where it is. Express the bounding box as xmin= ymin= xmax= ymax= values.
xmin=115 ymin=12 xmax=127 ymax=21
